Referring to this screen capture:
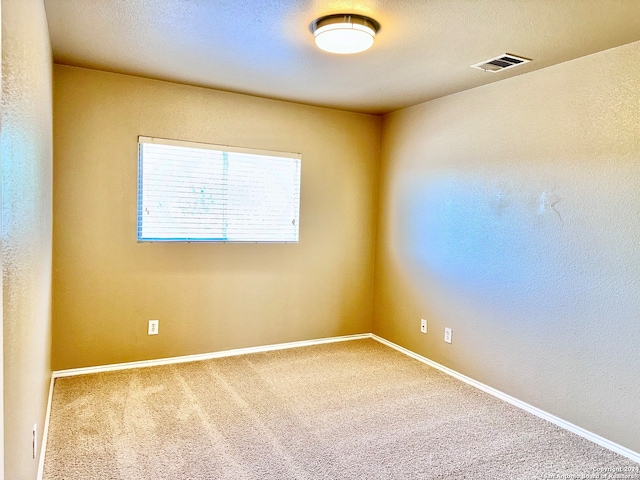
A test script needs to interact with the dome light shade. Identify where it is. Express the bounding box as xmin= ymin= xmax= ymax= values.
xmin=312 ymin=14 xmax=379 ymax=54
